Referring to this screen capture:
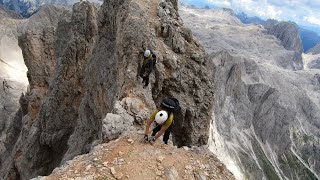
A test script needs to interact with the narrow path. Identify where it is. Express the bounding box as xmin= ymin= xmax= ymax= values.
xmin=43 ymin=133 xmax=235 ymax=180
